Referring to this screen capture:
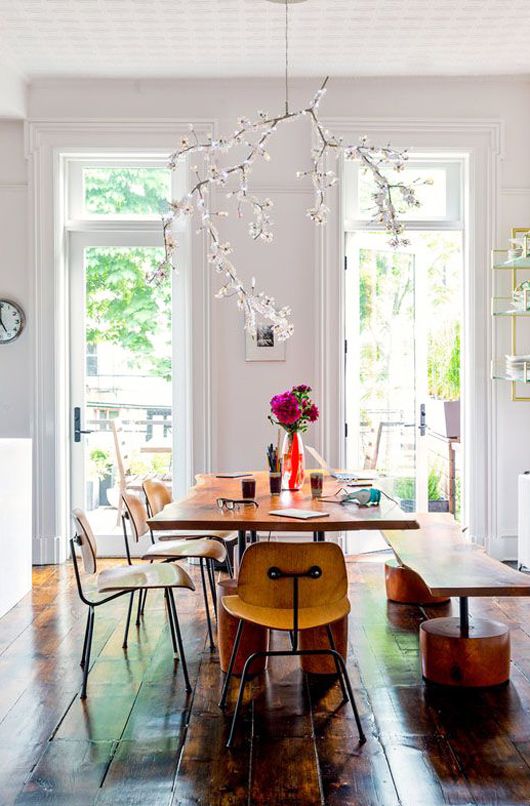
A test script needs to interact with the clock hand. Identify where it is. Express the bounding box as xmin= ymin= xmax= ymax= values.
xmin=0 ymin=305 xmax=7 ymax=333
